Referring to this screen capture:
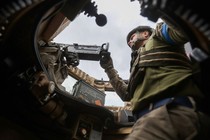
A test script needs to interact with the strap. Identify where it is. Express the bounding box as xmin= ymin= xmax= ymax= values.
xmin=133 ymin=96 xmax=193 ymax=120
xmin=138 ymin=47 xmax=192 ymax=68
